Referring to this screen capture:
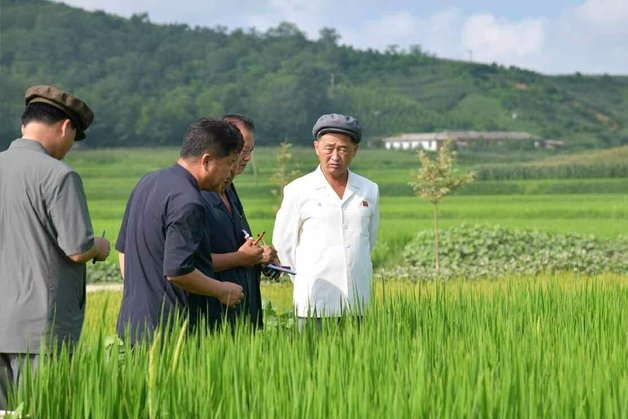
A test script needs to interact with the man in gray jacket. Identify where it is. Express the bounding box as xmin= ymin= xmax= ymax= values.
xmin=0 ymin=85 xmax=110 ymax=409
